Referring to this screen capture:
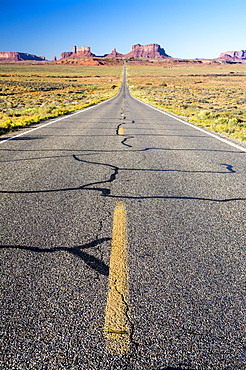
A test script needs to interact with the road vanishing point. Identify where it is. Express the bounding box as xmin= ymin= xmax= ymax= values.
xmin=1 ymin=63 xmax=246 ymax=369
